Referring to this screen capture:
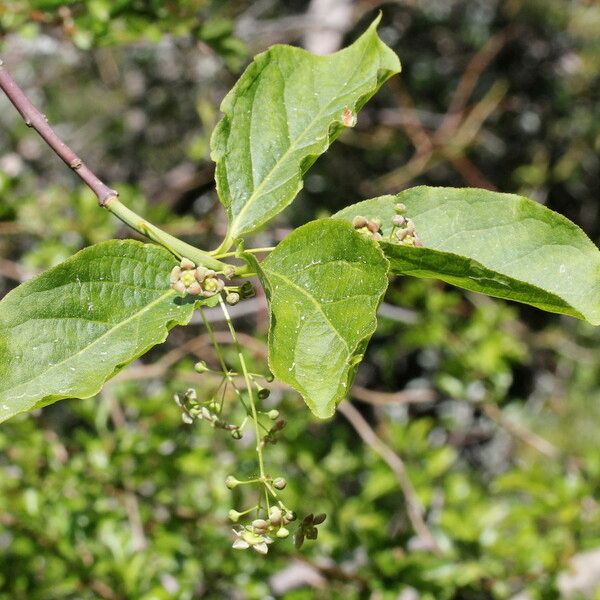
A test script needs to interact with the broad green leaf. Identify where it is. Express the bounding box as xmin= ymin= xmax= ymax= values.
xmin=211 ymin=16 xmax=400 ymax=250
xmin=0 ymin=240 xmax=196 ymax=423
xmin=334 ymin=187 xmax=600 ymax=324
xmin=249 ymin=219 xmax=389 ymax=418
